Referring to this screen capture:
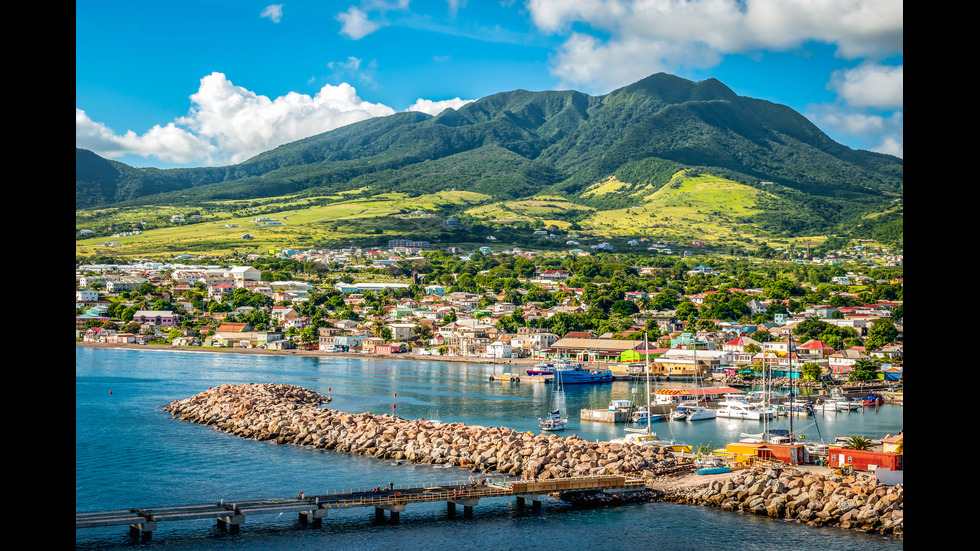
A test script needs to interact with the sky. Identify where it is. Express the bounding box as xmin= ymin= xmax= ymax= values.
xmin=76 ymin=0 xmax=903 ymax=169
